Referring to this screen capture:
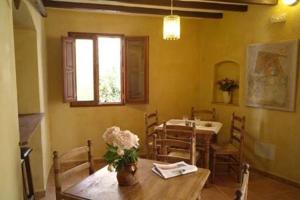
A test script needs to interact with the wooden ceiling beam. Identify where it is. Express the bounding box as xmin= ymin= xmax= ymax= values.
xmin=43 ymin=0 xmax=223 ymax=19
xmin=108 ymin=0 xmax=248 ymax=12
xmin=205 ymin=0 xmax=277 ymax=5
xmin=35 ymin=0 xmax=48 ymax=17
xmin=14 ymin=0 xmax=21 ymax=9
